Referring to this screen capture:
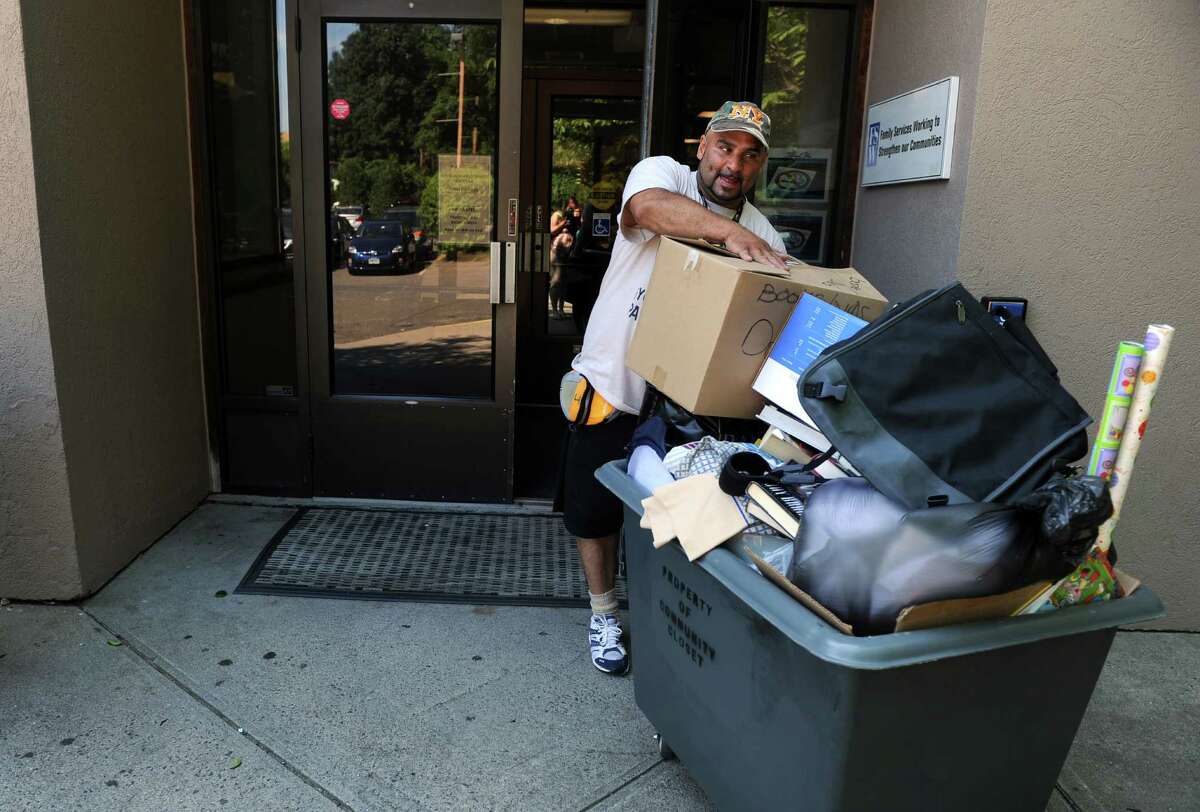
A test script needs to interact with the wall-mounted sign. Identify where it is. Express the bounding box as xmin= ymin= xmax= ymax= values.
xmin=862 ymin=76 xmax=958 ymax=186
xmin=329 ymin=98 xmax=351 ymax=120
